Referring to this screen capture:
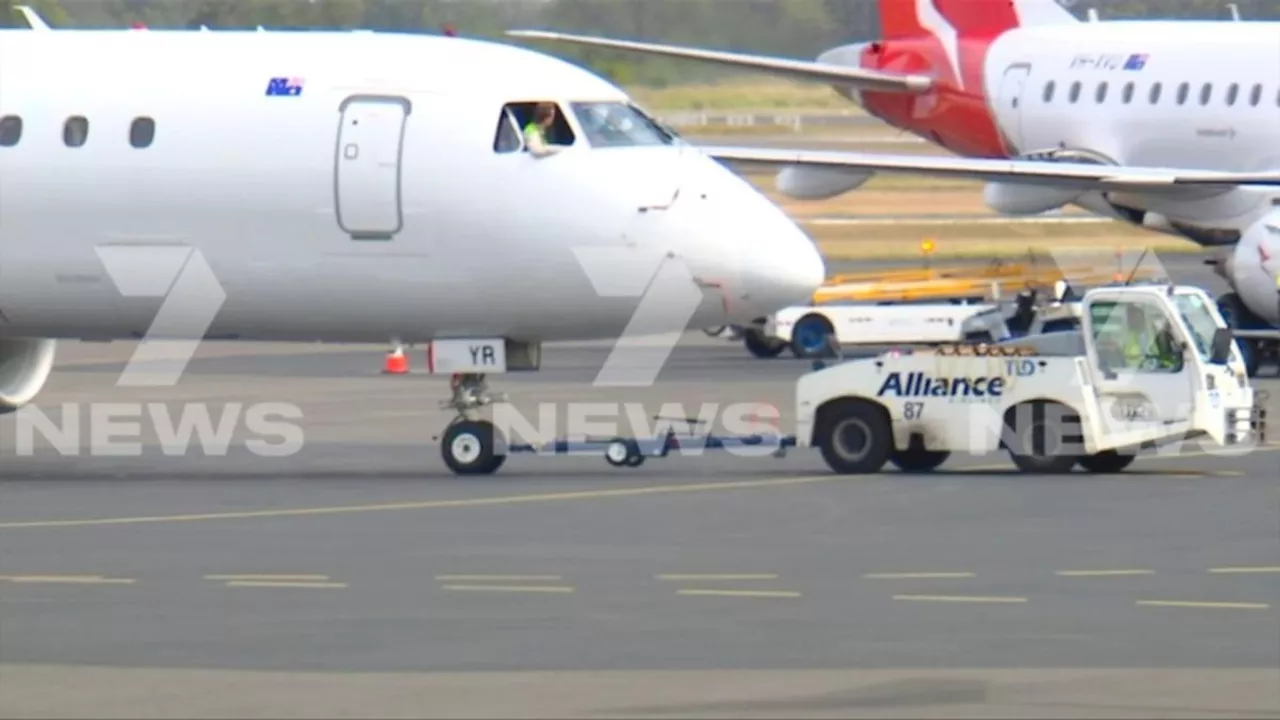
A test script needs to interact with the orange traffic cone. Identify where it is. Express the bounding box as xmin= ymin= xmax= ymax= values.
xmin=383 ymin=347 xmax=409 ymax=374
